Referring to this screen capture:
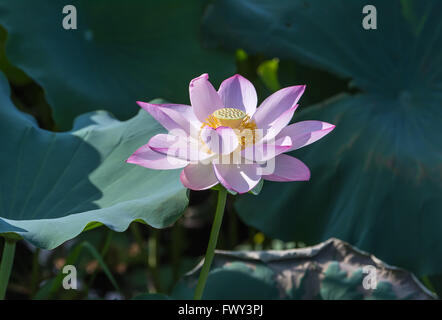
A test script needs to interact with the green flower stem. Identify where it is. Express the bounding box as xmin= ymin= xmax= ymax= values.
xmin=30 ymin=248 xmax=41 ymax=296
xmin=194 ymin=188 xmax=228 ymax=300
xmin=148 ymin=228 xmax=161 ymax=293
xmin=0 ymin=238 xmax=17 ymax=300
